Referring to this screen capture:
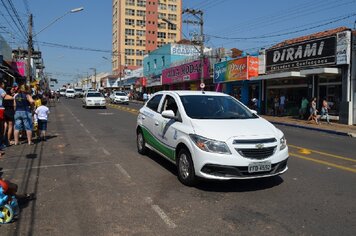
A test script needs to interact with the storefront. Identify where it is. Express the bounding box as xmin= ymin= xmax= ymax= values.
xmin=214 ymin=56 xmax=260 ymax=109
xmin=161 ymin=58 xmax=211 ymax=91
xmin=259 ymin=27 xmax=353 ymax=124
